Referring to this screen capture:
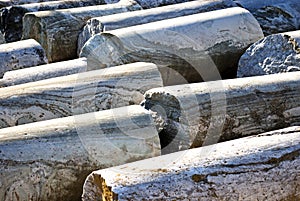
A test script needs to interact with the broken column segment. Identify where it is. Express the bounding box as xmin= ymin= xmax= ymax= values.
xmin=0 ymin=105 xmax=161 ymax=201
xmin=237 ymin=30 xmax=300 ymax=78
xmin=0 ymin=58 xmax=88 ymax=86
xmin=234 ymin=0 xmax=300 ymax=35
xmin=0 ymin=62 xmax=163 ymax=128
xmin=0 ymin=39 xmax=48 ymax=78
xmin=0 ymin=0 xmax=118 ymax=42
xmin=22 ymin=0 xmax=143 ymax=62
xmin=78 ymin=0 xmax=236 ymax=53
xmin=80 ymin=7 xmax=263 ymax=85
xmin=143 ymin=71 xmax=300 ymax=153
xmin=82 ymin=126 xmax=300 ymax=200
